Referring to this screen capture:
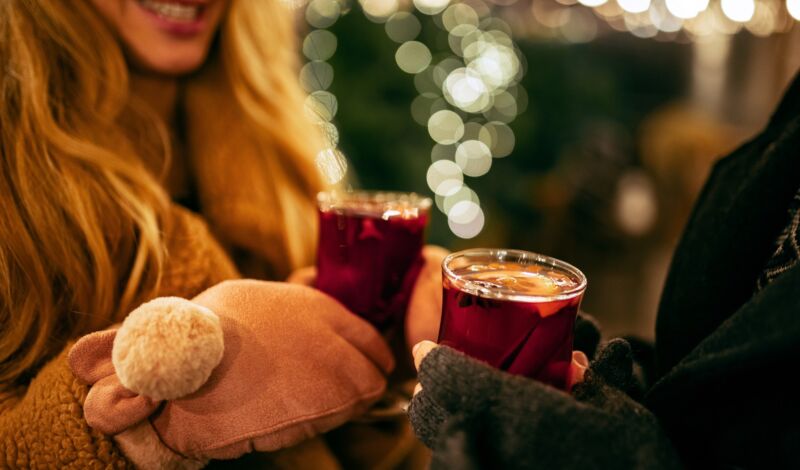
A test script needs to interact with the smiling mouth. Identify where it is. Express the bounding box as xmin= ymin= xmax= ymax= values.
xmin=136 ymin=0 xmax=206 ymax=22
